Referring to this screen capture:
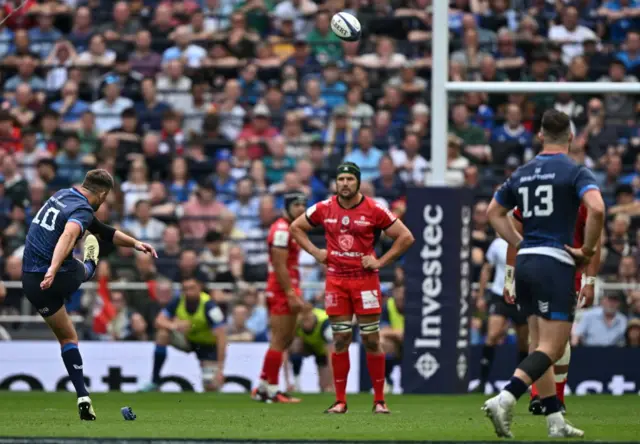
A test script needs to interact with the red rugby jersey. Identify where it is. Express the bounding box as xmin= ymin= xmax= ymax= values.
xmin=306 ymin=195 xmax=397 ymax=277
